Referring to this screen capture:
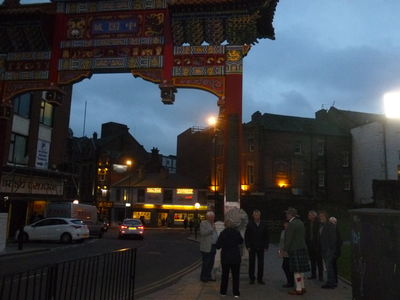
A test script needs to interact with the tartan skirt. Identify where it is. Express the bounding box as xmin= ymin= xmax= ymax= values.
xmin=288 ymin=248 xmax=310 ymax=273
